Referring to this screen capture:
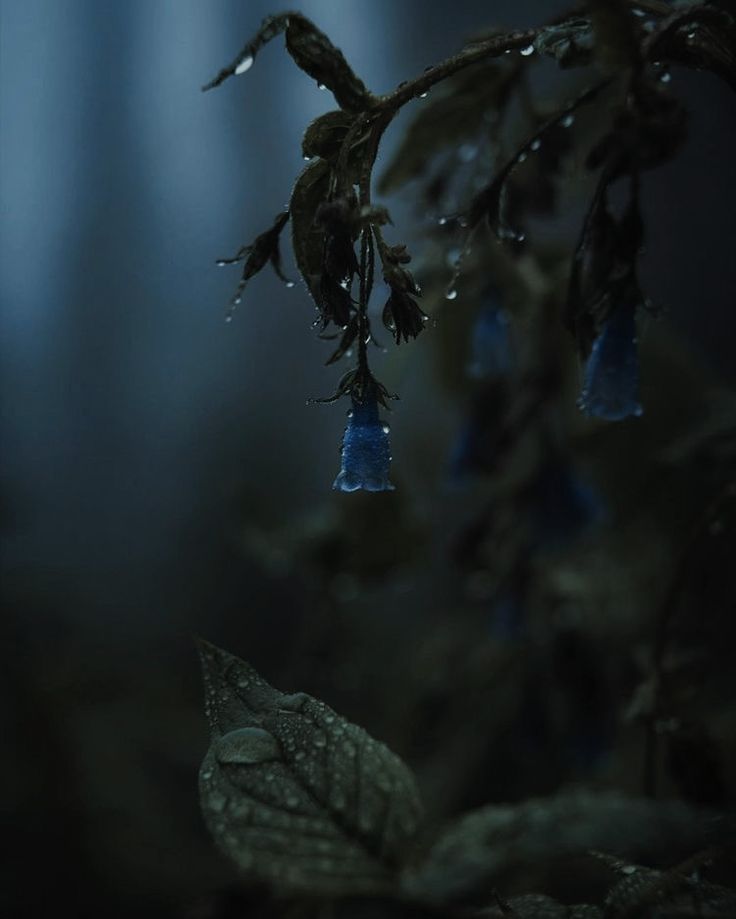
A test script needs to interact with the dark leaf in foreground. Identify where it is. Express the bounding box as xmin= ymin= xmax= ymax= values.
xmin=198 ymin=642 xmax=423 ymax=896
